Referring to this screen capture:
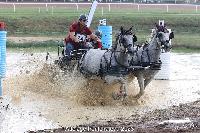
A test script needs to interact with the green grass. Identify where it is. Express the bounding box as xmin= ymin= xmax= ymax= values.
xmin=7 ymin=40 xmax=57 ymax=47
xmin=7 ymin=40 xmax=200 ymax=53
xmin=2 ymin=14 xmax=200 ymax=35
xmin=1 ymin=6 xmax=200 ymax=52
xmin=173 ymin=34 xmax=200 ymax=48
xmin=0 ymin=4 xmax=200 ymax=16
xmin=172 ymin=47 xmax=200 ymax=53
xmin=6 ymin=40 xmax=59 ymax=53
